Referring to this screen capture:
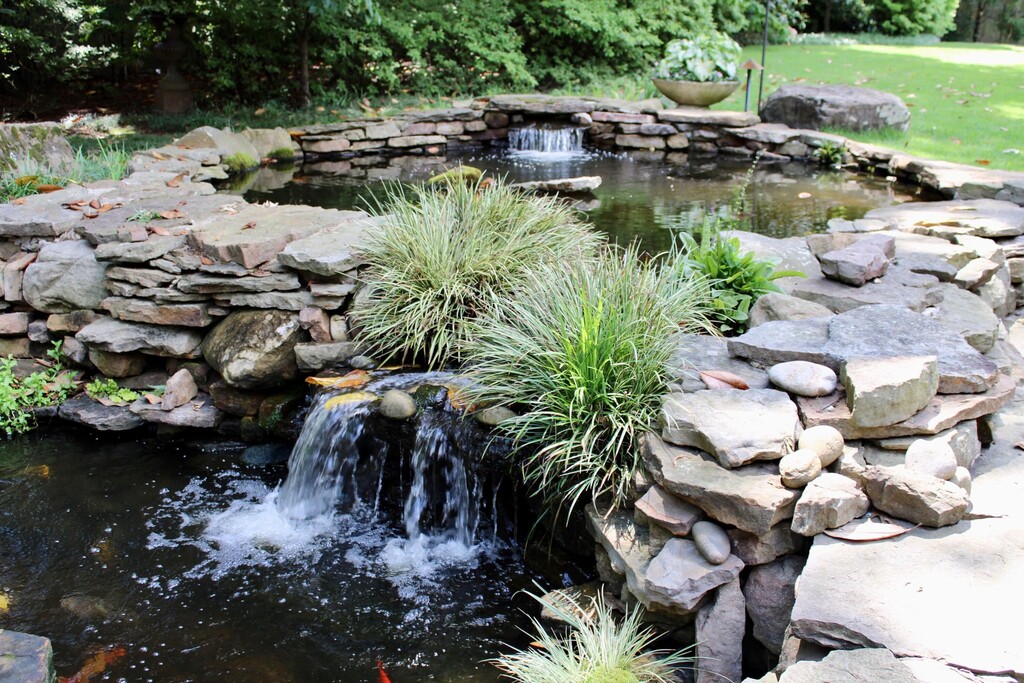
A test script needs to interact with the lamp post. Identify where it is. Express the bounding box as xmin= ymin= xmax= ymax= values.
xmin=757 ymin=0 xmax=772 ymax=112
